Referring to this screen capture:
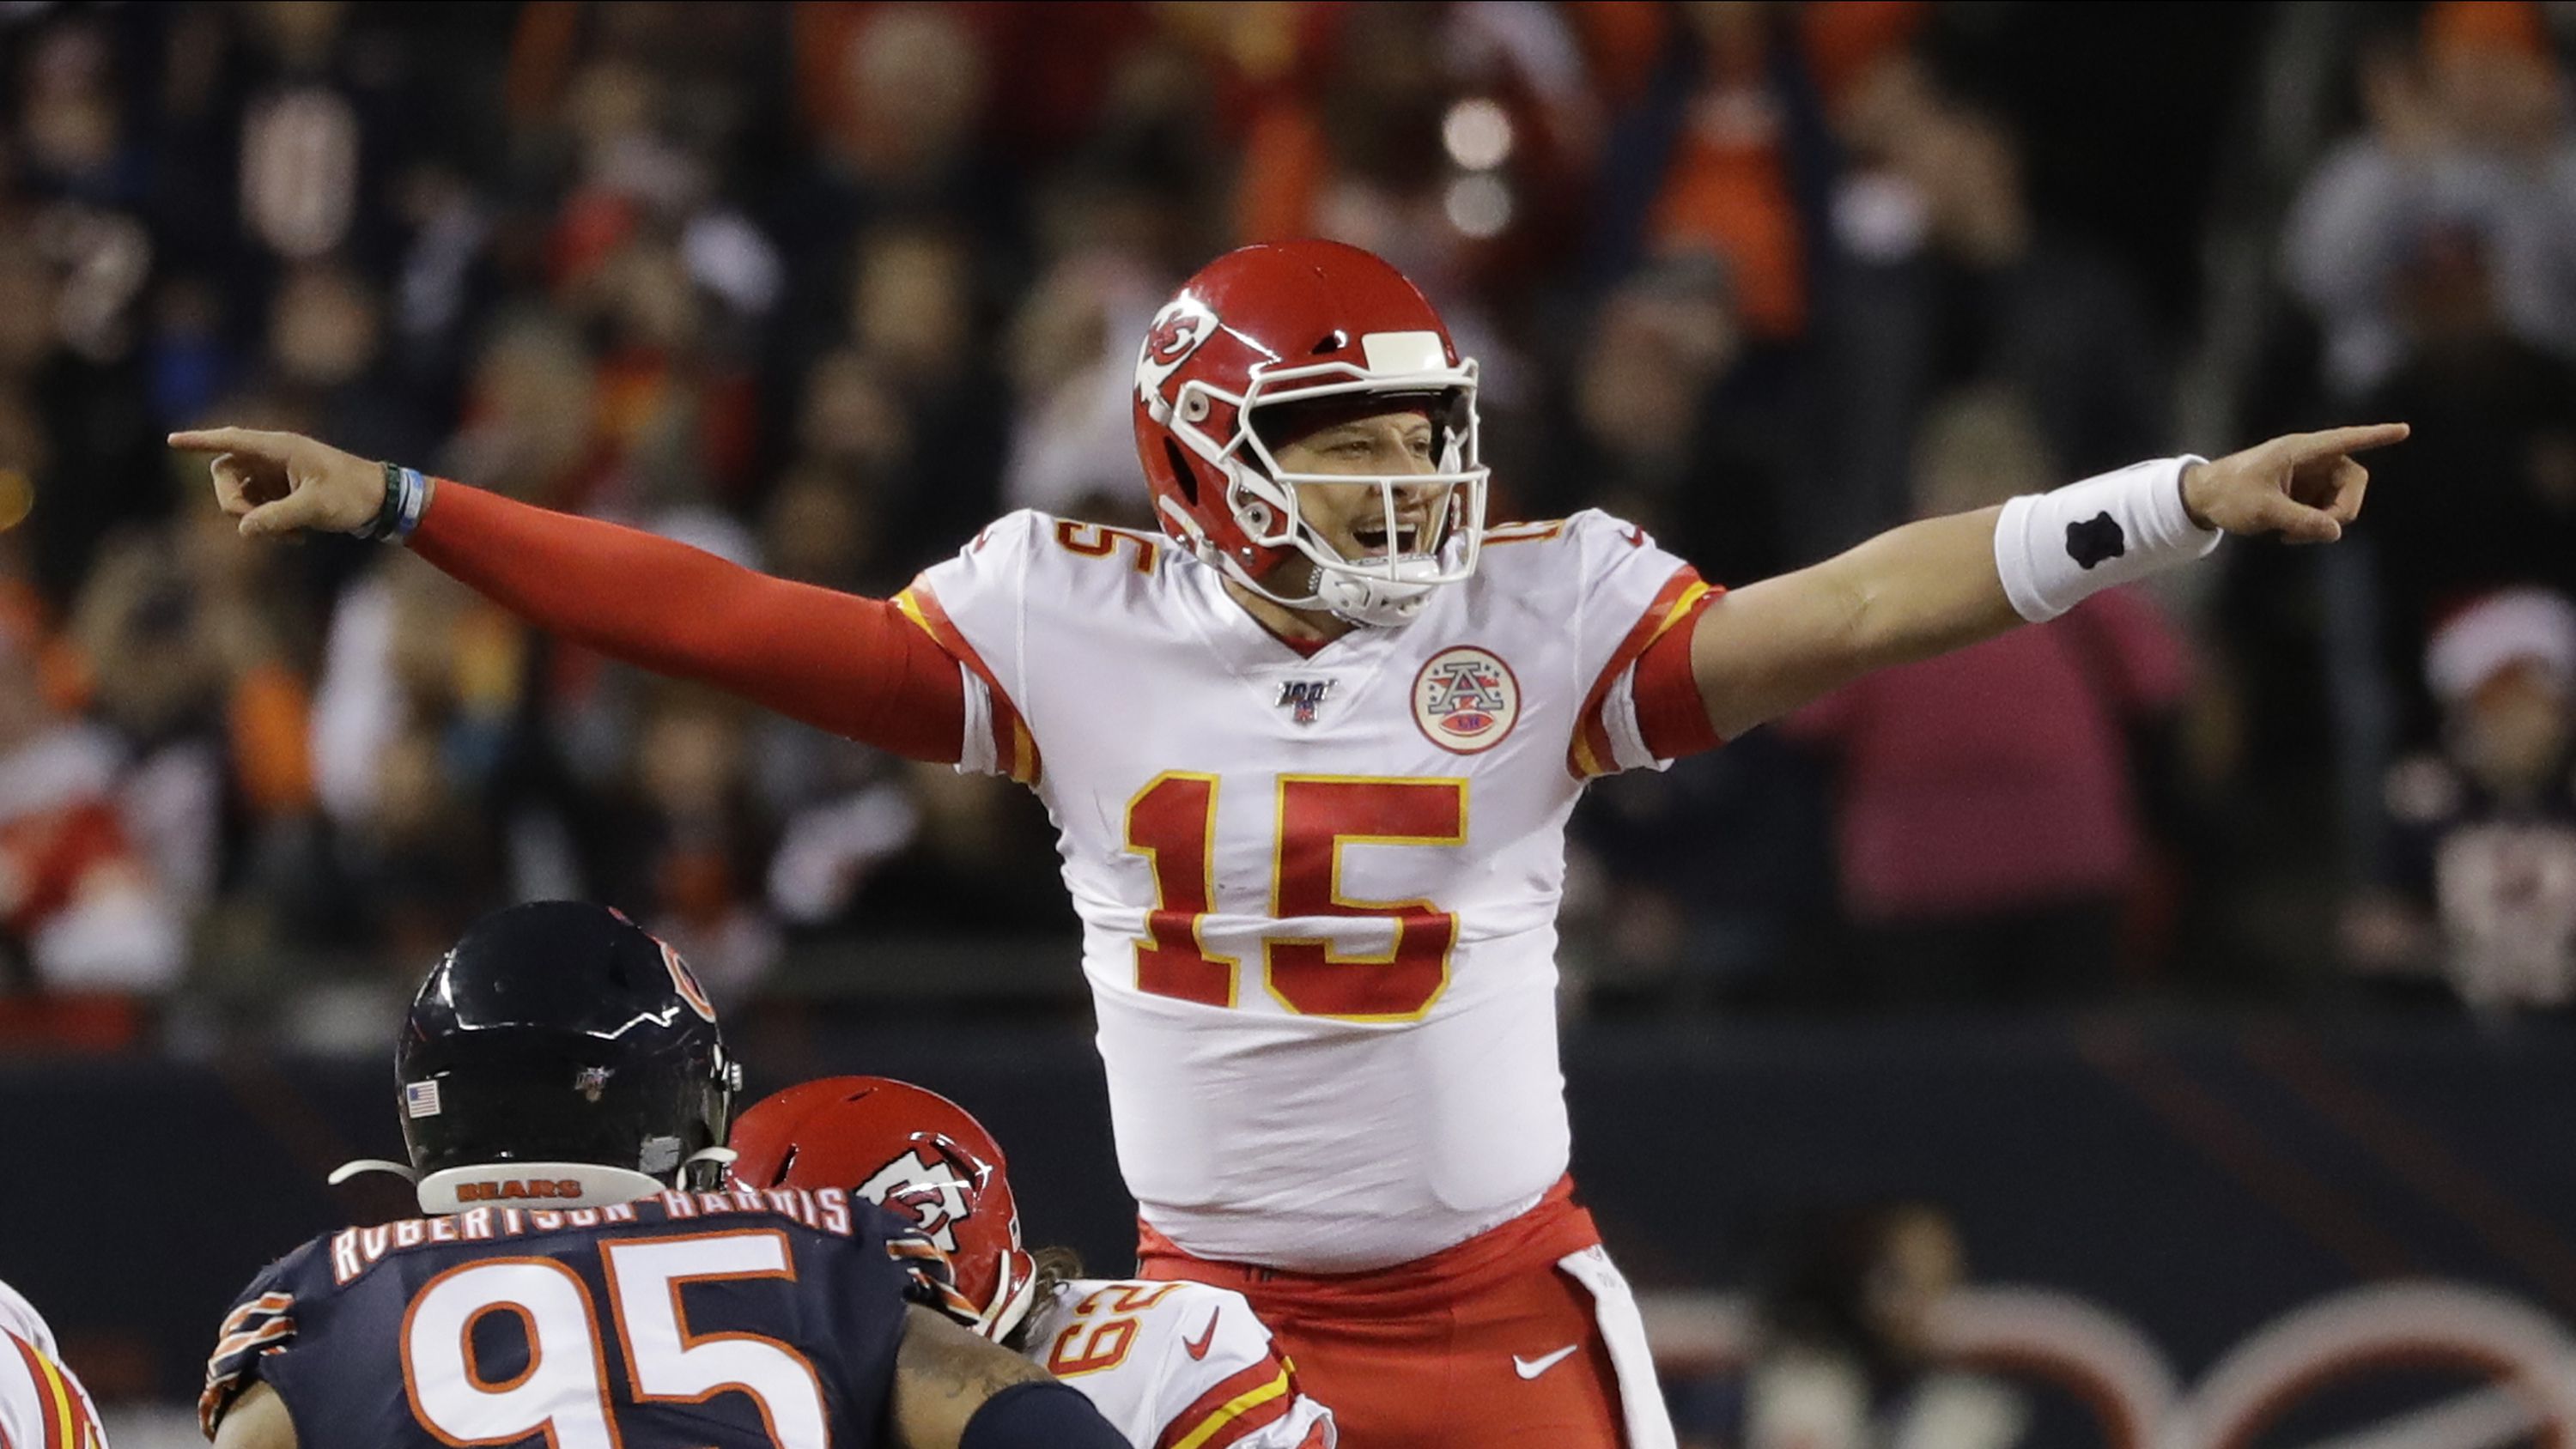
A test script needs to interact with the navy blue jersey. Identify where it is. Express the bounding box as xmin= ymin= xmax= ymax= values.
xmin=201 ymin=1186 xmax=952 ymax=1449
